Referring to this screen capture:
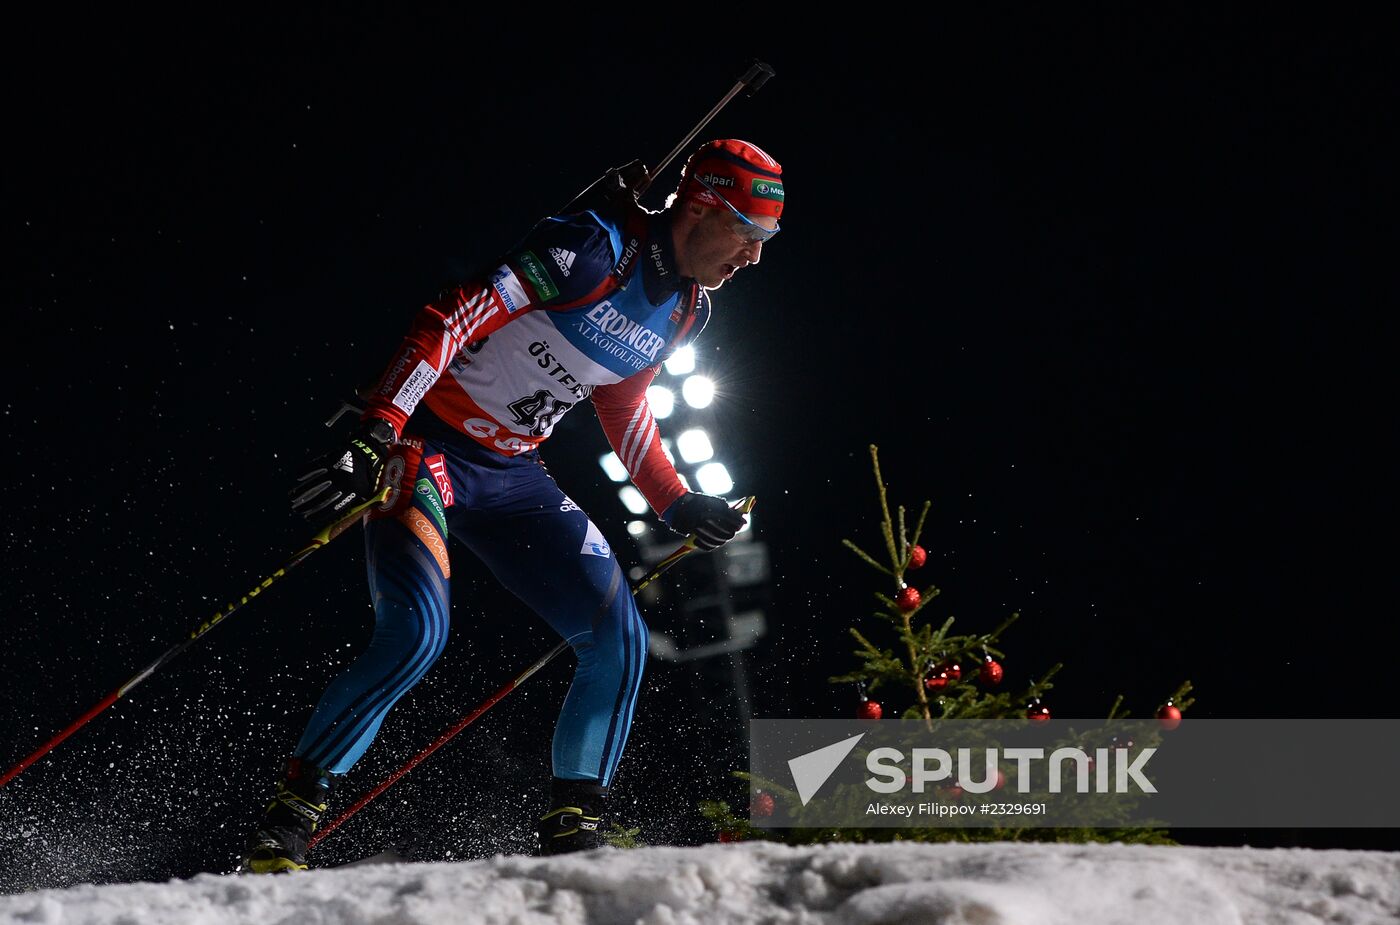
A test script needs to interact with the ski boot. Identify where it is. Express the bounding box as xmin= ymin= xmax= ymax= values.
xmin=537 ymin=778 xmax=609 ymax=856
xmin=240 ymin=757 xmax=336 ymax=873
